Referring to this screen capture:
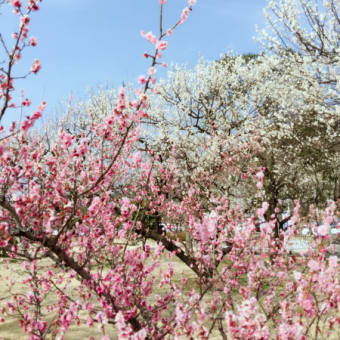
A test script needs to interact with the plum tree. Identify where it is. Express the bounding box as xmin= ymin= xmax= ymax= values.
xmin=0 ymin=1 xmax=339 ymax=339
